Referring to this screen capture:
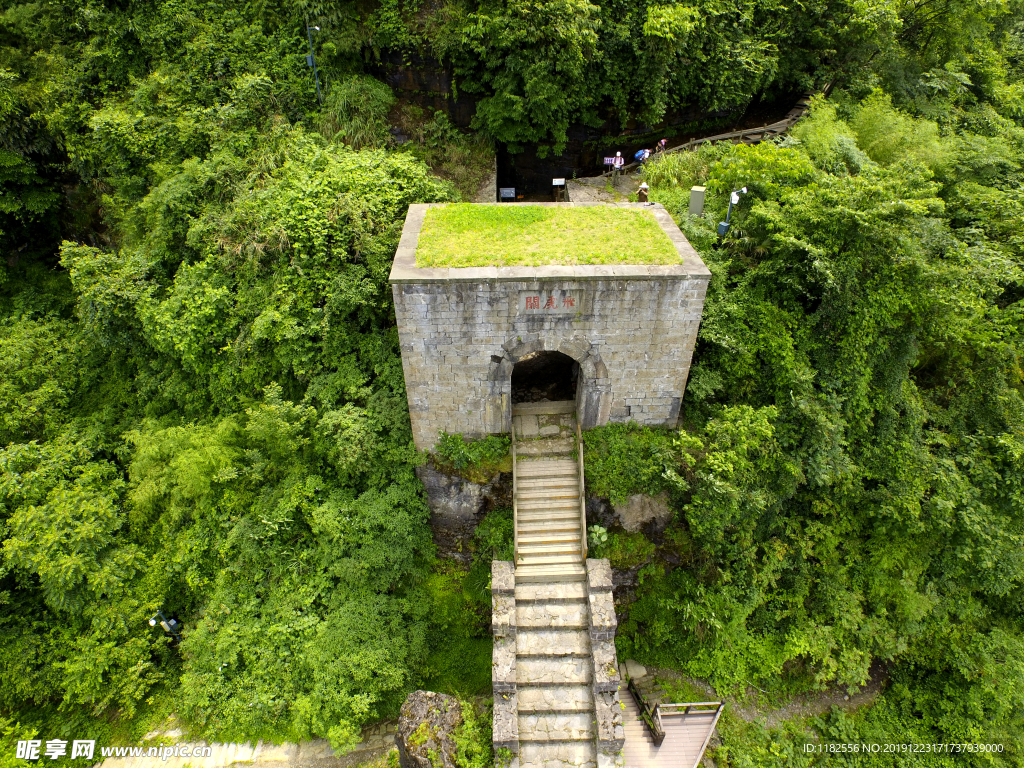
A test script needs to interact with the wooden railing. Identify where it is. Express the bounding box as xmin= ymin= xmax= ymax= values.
xmin=575 ymin=421 xmax=587 ymax=560
xmin=598 ymin=88 xmax=828 ymax=178
xmin=511 ymin=427 xmax=519 ymax=563
xmin=661 ymin=702 xmax=726 ymax=768
xmin=627 ymin=677 xmax=665 ymax=746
